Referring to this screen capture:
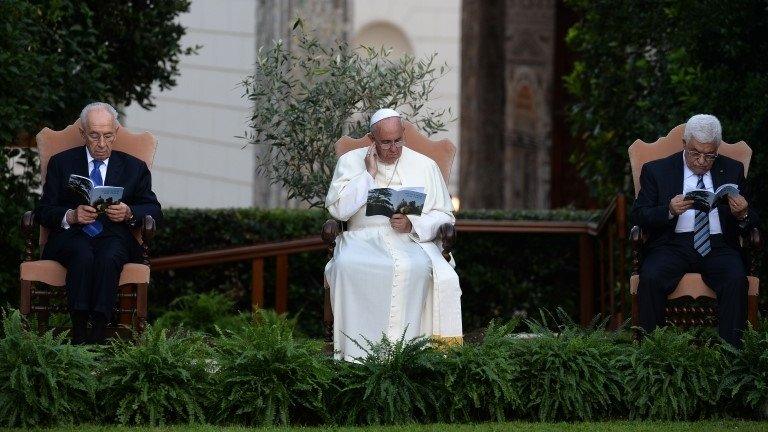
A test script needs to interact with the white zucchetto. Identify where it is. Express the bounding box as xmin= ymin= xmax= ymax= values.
xmin=370 ymin=108 xmax=401 ymax=127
